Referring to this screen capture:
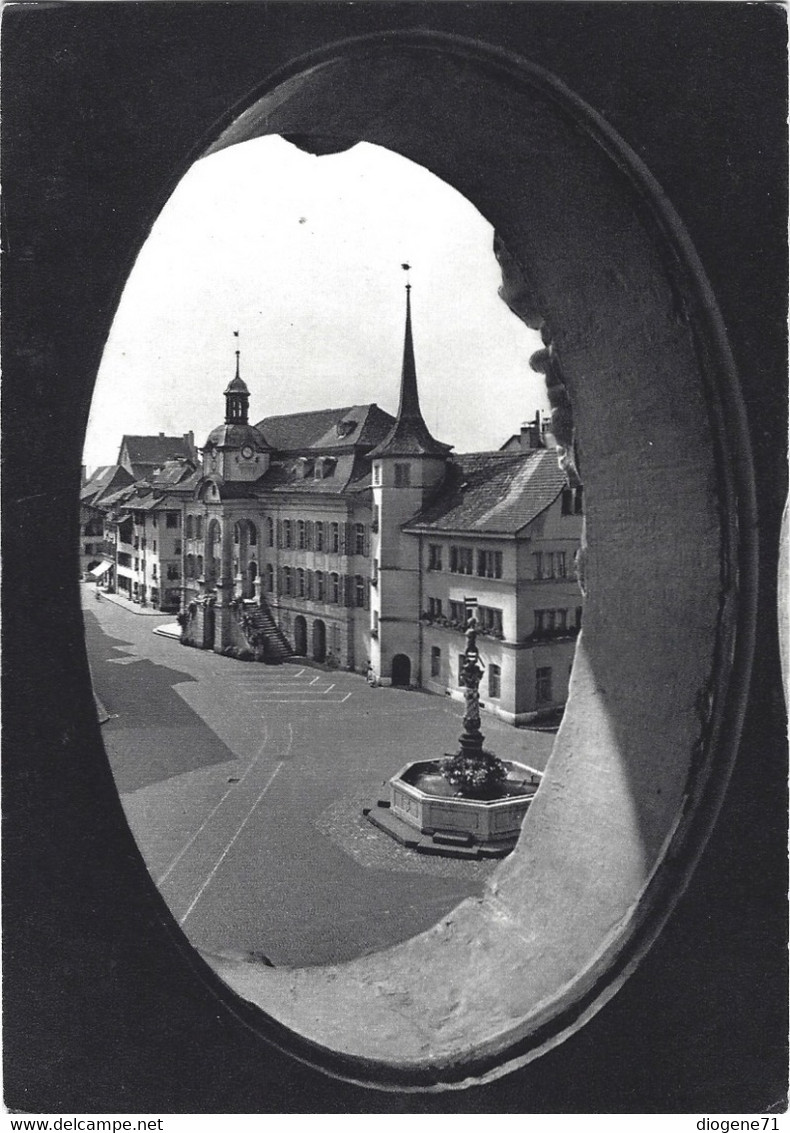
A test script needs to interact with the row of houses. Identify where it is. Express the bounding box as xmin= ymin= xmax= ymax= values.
xmin=81 ymin=287 xmax=583 ymax=723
